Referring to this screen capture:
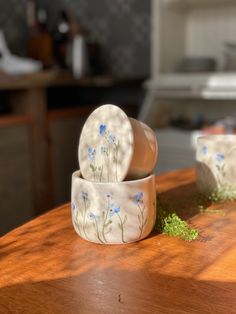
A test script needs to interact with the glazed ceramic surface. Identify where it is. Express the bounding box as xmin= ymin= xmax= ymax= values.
xmin=196 ymin=135 xmax=236 ymax=194
xmin=71 ymin=170 xmax=156 ymax=244
xmin=128 ymin=118 xmax=158 ymax=180
xmin=78 ymin=104 xmax=158 ymax=182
